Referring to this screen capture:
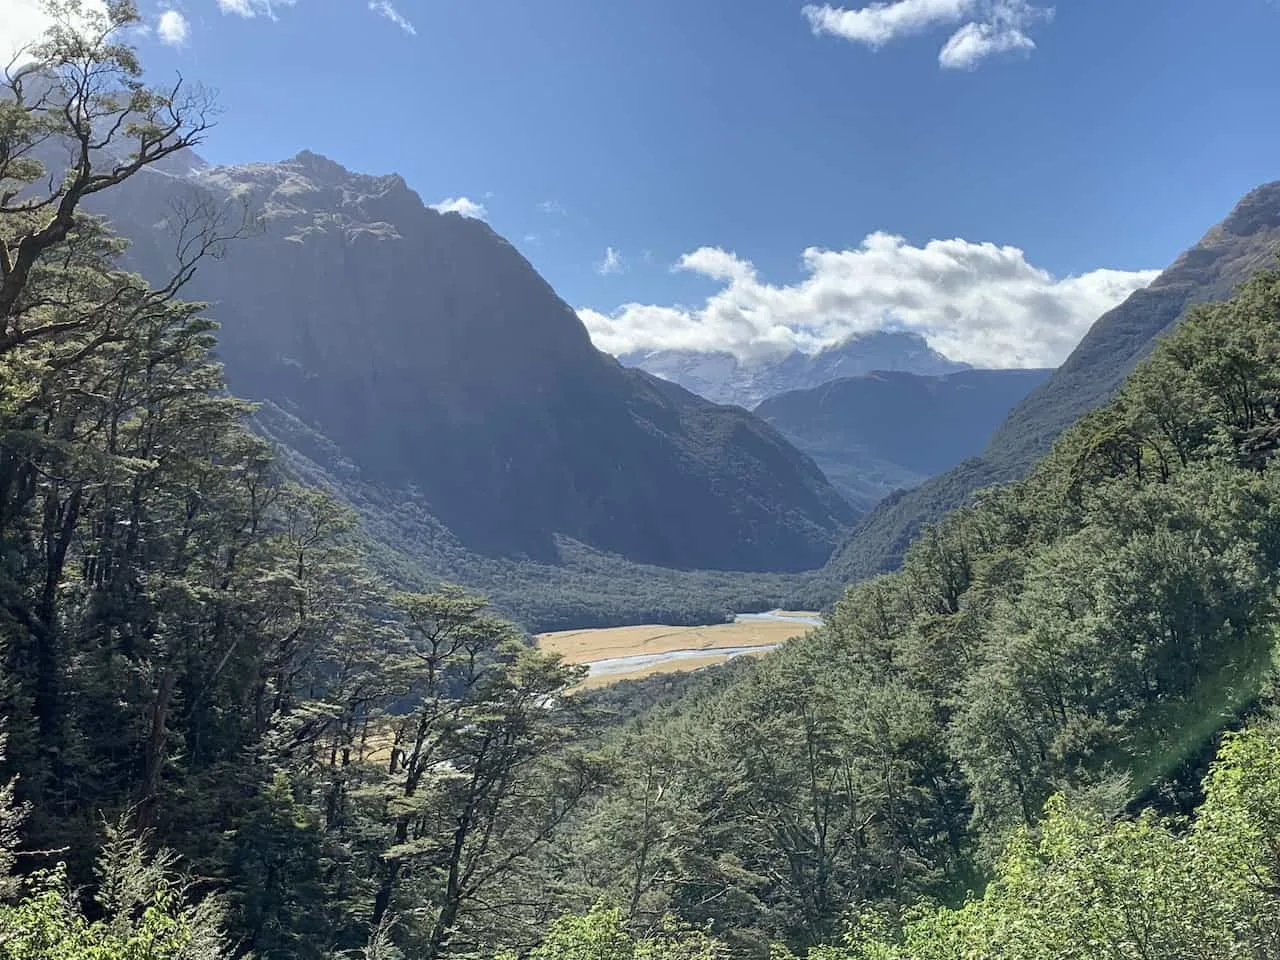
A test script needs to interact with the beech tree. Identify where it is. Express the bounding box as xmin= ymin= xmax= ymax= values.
xmin=0 ymin=0 xmax=229 ymax=344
